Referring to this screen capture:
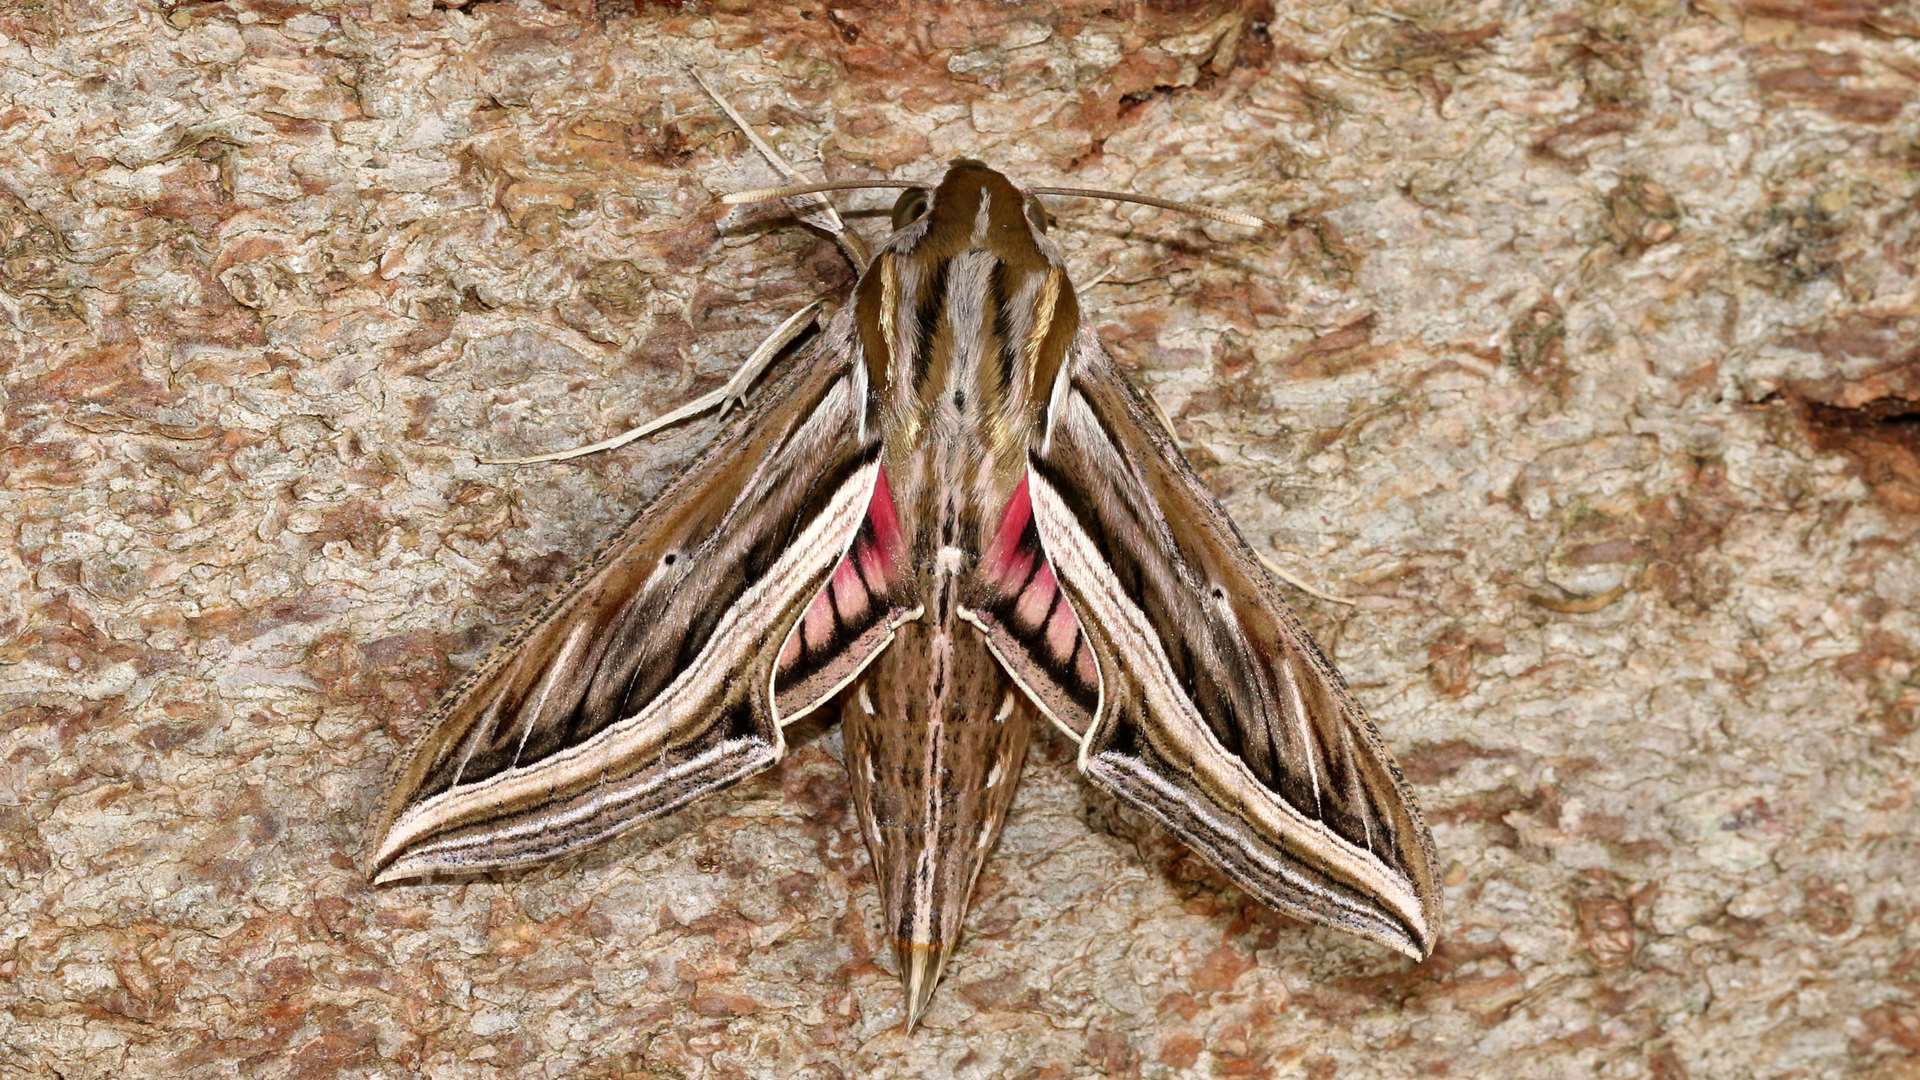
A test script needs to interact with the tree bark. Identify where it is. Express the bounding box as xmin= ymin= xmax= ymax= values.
xmin=3 ymin=1 xmax=1916 ymax=1076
